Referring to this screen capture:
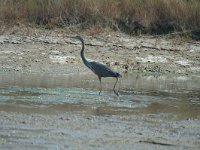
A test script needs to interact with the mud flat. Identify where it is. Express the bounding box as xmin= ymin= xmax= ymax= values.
xmin=0 ymin=27 xmax=200 ymax=149
xmin=0 ymin=72 xmax=199 ymax=149
xmin=0 ymin=27 xmax=200 ymax=74
xmin=0 ymin=111 xmax=200 ymax=150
